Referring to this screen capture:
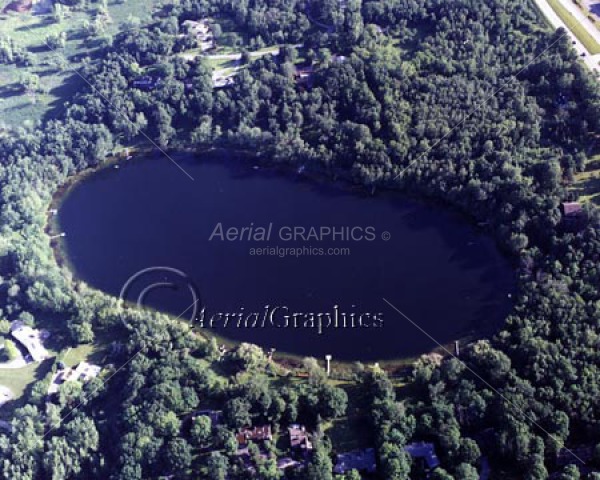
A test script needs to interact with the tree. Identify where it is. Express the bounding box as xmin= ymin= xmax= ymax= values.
xmin=319 ymin=385 xmax=348 ymax=419
xmin=343 ymin=470 xmax=361 ymax=480
xmin=164 ymin=438 xmax=192 ymax=472
xmin=224 ymin=397 xmax=252 ymax=429
xmin=380 ymin=442 xmax=411 ymax=479
xmin=191 ymin=415 xmax=212 ymax=448
xmin=207 ymin=452 xmax=229 ymax=480
xmin=306 ymin=444 xmax=333 ymax=480
xmin=3 ymin=339 xmax=20 ymax=361
xmin=453 ymin=463 xmax=479 ymax=480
